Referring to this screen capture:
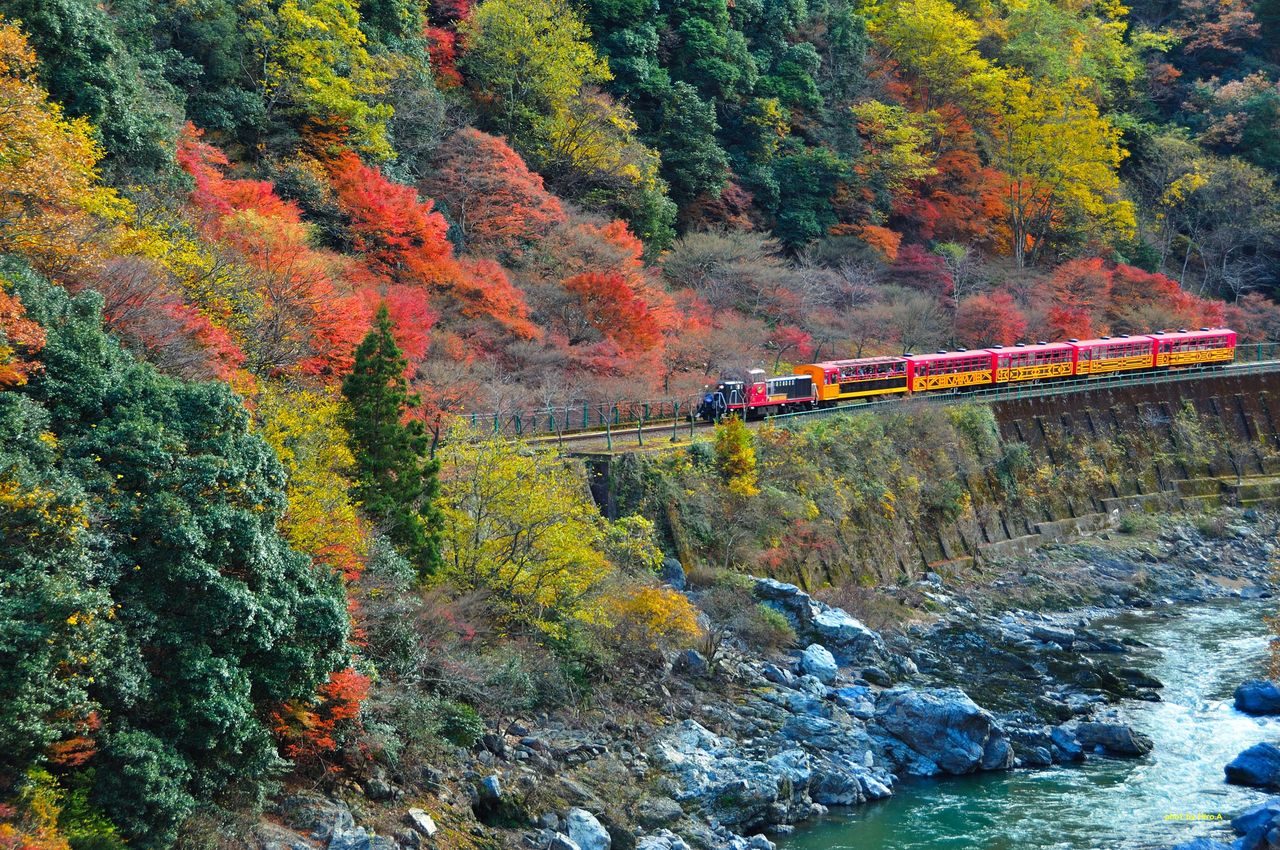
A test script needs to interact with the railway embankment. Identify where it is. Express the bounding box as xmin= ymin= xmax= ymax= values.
xmin=597 ymin=368 xmax=1280 ymax=587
